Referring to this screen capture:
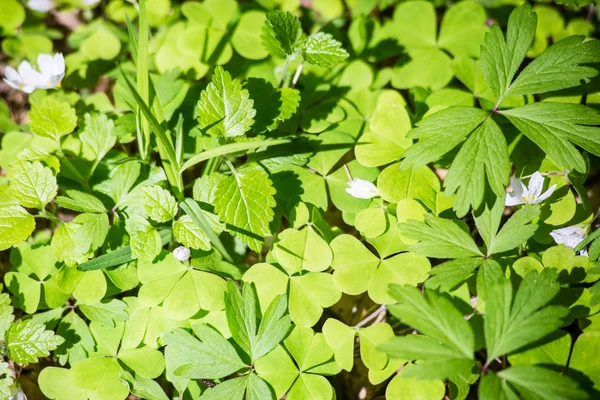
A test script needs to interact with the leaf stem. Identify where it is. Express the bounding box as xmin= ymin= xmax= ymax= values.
xmin=354 ymin=305 xmax=386 ymax=328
